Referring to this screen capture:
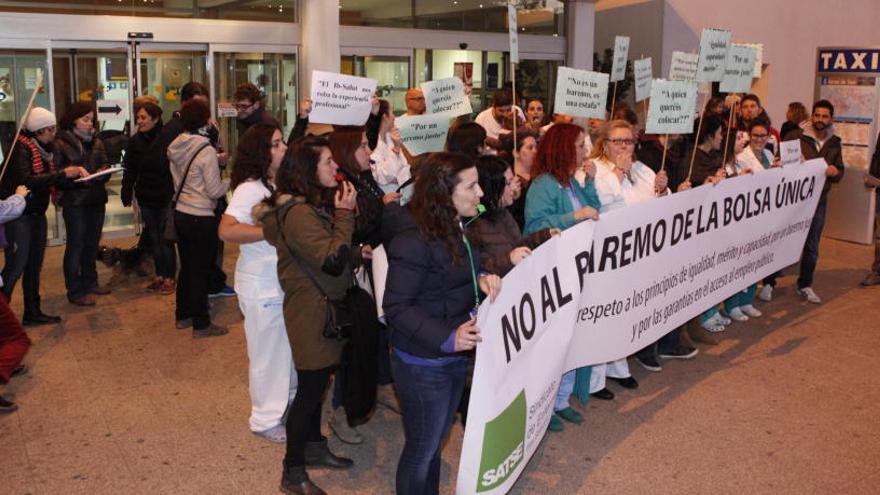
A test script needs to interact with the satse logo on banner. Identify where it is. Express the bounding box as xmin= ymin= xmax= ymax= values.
xmin=476 ymin=390 xmax=527 ymax=492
